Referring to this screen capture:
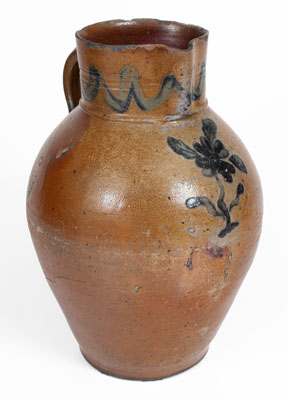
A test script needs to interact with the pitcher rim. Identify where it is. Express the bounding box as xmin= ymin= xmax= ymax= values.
xmin=76 ymin=19 xmax=209 ymax=52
